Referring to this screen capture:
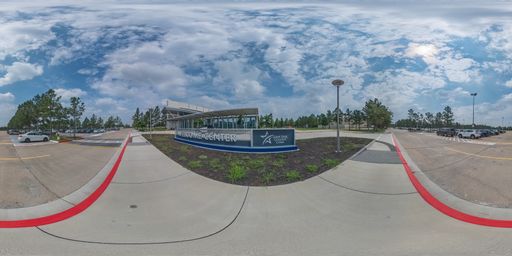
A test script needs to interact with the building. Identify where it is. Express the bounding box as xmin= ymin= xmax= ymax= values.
xmin=163 ymin=100 xmax=210 ymax=130
xmin=168 ymin=107 xmax=297 ymax=153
